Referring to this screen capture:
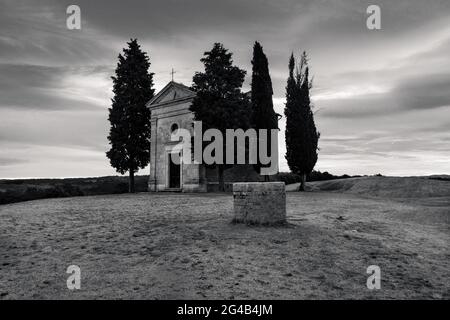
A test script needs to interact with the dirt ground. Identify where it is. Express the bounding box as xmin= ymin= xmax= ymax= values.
xmin=0 ymin=185 xmax=449 ymax=299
